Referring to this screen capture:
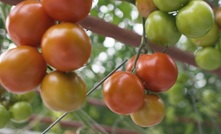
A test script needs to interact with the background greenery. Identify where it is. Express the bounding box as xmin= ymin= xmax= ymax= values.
xmin=0 ymin=0 xmax=221 ymax=134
